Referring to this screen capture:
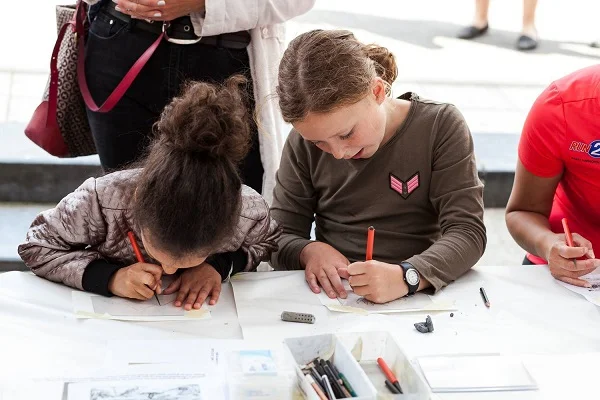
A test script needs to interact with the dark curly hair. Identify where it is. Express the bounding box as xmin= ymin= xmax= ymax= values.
xmin=133 ymin=75 xmax=252 ymax=256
